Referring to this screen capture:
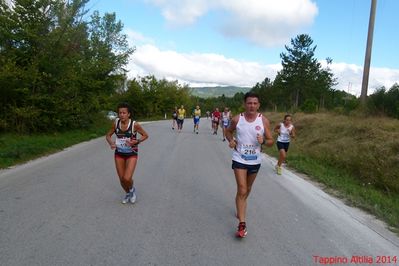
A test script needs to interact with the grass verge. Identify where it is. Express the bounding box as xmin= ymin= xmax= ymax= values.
xmin=264 ymin=111 xmax=399 ymax=234
xmin=266 ymin=149 xmax=399 ymax=233
xmin=0 ymin=117 xmax=110 ymax=169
